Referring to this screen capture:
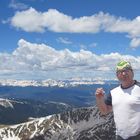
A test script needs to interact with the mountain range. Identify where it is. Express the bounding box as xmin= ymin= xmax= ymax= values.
xmin=0 ymin=105 xmax=116 ymax=140
xmin=0 ymin=81 xmax=118 ymax=140
xmin=0 ymin=79 xmax=118 ymax=87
